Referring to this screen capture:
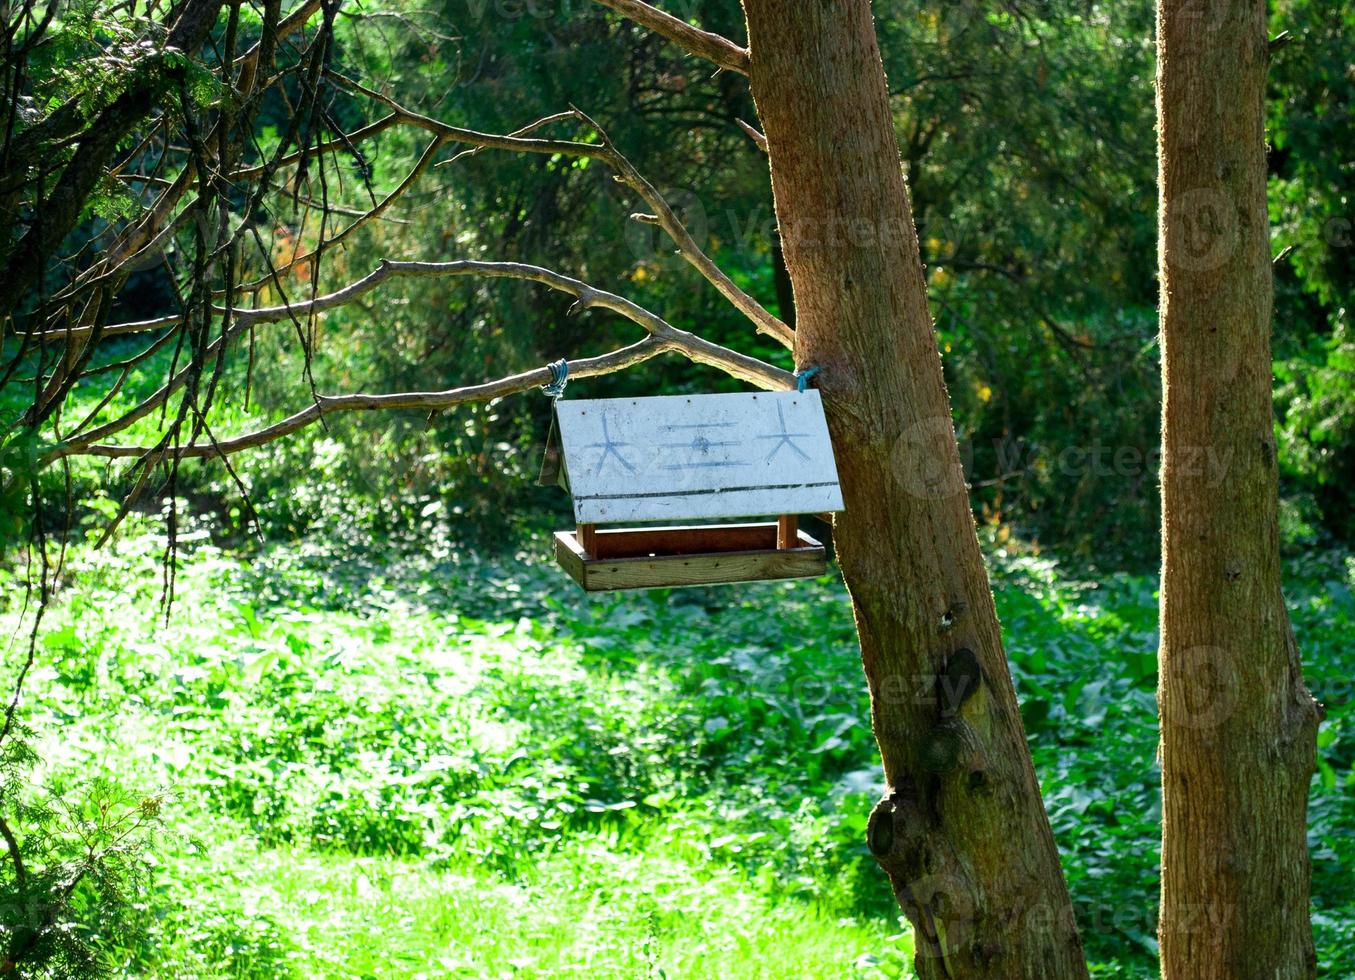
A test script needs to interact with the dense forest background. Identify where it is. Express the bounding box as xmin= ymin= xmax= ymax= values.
xmin=0 ymin=0 xmax=1351 ymax=976
xmin=3 ymin=0 xmax=1351 ymax=561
